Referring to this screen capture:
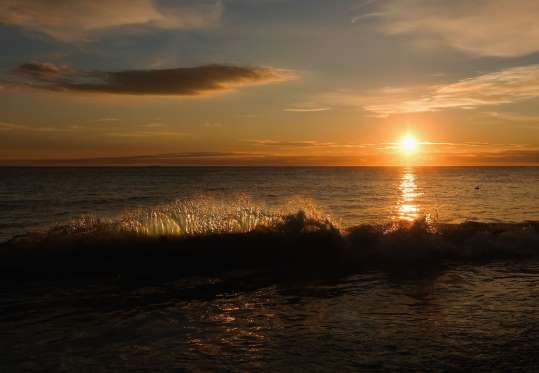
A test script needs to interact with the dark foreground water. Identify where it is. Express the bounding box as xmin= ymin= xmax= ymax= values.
xmin=2 ymin=263 xmax=539 ymax=371
xmin=1 ymin=167 xmax=539 ymax=371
